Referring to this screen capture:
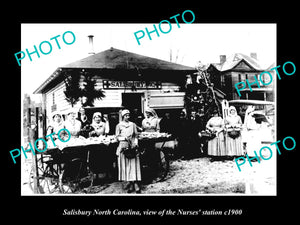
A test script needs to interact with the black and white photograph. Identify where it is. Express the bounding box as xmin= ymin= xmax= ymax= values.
xmin=20 ymin=23 xmax=277 ymax=196
xmin=4 ymin=3 xmax=299 ymax=223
